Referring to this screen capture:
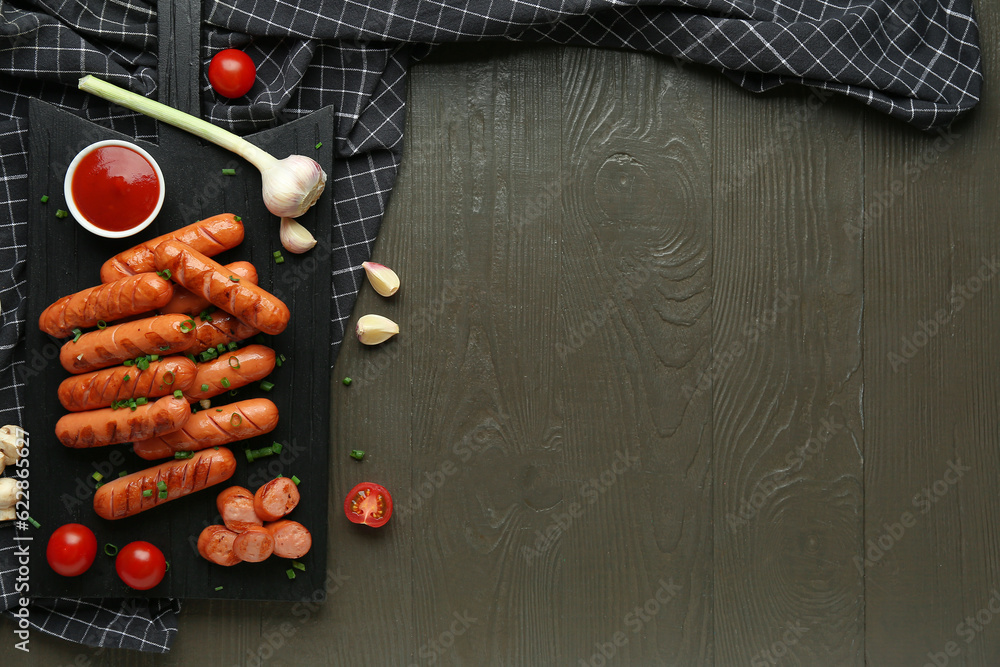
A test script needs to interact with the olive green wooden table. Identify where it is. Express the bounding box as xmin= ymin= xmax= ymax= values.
xmin=5 ymin=17 xmax=1000 ymax=666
